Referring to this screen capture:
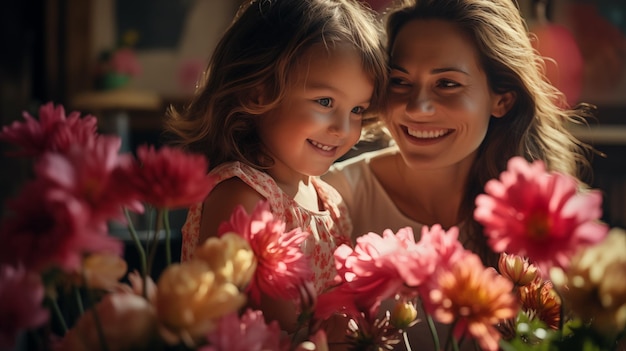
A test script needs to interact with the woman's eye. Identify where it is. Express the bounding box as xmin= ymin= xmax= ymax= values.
xmin=390 ymin=77 xmax=410 ymax=87
xmin=316 ymin=98 xmax=332 ymax=107
xmin=437 ymin=79 xmax=461 ymax=88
